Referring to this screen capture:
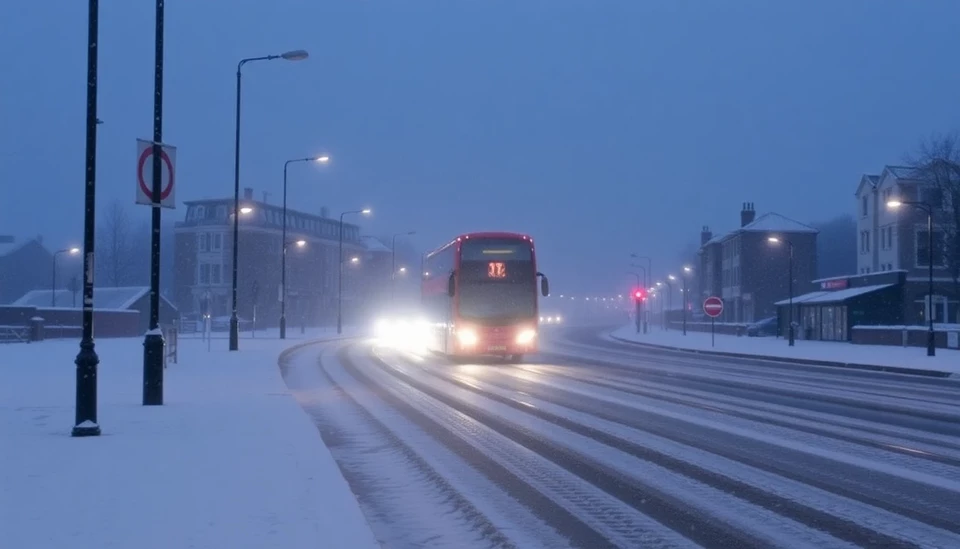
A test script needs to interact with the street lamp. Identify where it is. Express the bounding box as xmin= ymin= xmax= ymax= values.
xmin=230 ymin=48 xmax=309 ymax=352
xmin=52 ymin=247 xmax=80 ymax=307
xmin=73 ymin=0 xmax=101 ymax=437
xmin=680 ymin=266 xmax=692 ymax=335
xmin=768 ymin=236 xmax=795 ymax=346
xmin=391 ymin=231 xmax=415 ymax=305
xmin=338 ymin=208 xmax=371 ymax=334
xmin=630 ymin=254 xmax=652 ymax=332
xmin=627 ymin=271 xmax=642 ymax=333
xmin=887 ymin=199 xmax=937 ymax=356
xmin=664 ymin=276 xmax=675 ymax=330
xmin=280 ymin=155 xmax=329 ymax=339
